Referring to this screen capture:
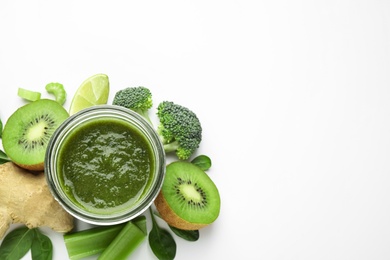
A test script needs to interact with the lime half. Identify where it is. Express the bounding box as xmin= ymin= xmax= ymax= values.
xmin=69 ymin=74 xmax=110 ymax=115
